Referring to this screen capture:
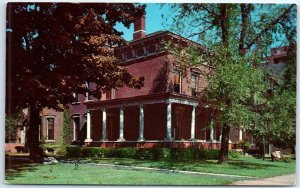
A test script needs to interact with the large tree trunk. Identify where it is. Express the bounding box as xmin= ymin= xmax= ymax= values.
xmin=218 ymin=122 xmax=230 ymax=164
xmin=26 ymin=106 xmax=43 ymax=162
